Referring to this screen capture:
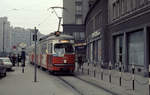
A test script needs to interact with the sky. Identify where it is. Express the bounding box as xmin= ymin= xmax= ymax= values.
xmin=0 ymin=0 xmax=63 ymax=35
